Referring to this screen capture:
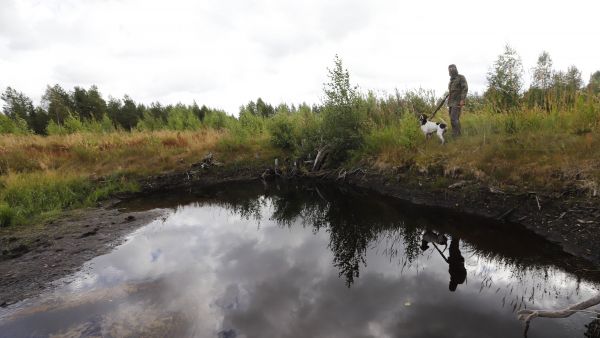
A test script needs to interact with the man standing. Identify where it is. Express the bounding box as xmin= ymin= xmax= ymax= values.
xmin=447 ymin=64 xmax=468 ymax=137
